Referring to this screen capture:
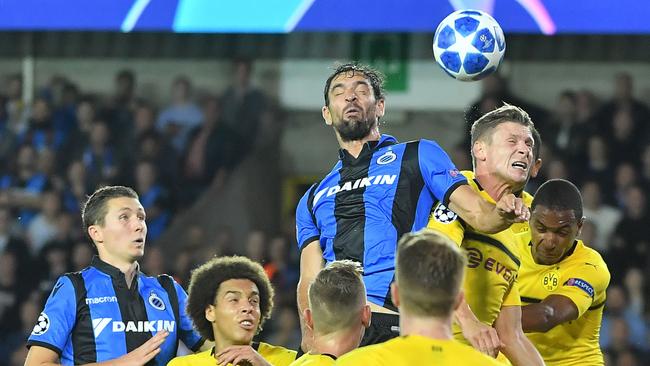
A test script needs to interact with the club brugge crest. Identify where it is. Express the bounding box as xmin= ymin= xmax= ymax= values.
xmin=148 ymin=292 xmax=166 ymax=311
